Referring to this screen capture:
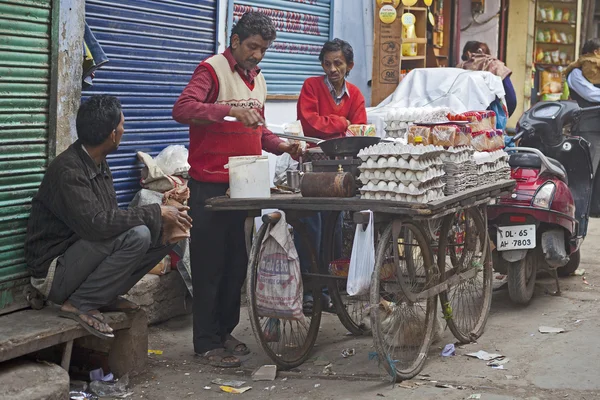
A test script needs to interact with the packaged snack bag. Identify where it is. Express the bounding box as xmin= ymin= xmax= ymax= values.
xmin=408 ymin=125 xmax=432 ymax=145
